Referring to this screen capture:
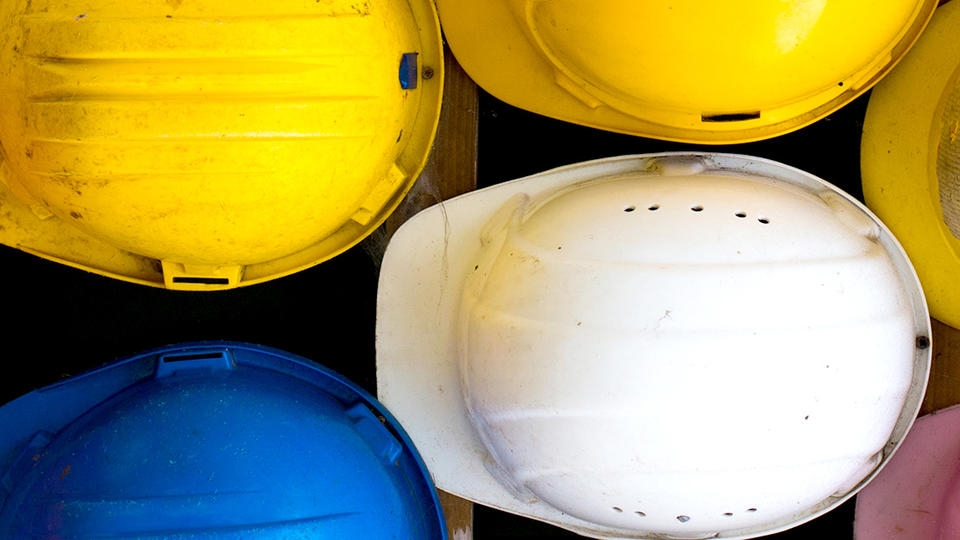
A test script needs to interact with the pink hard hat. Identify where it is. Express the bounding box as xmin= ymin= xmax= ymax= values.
xmin=855 ymin=404 xmax=960 ymax=539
